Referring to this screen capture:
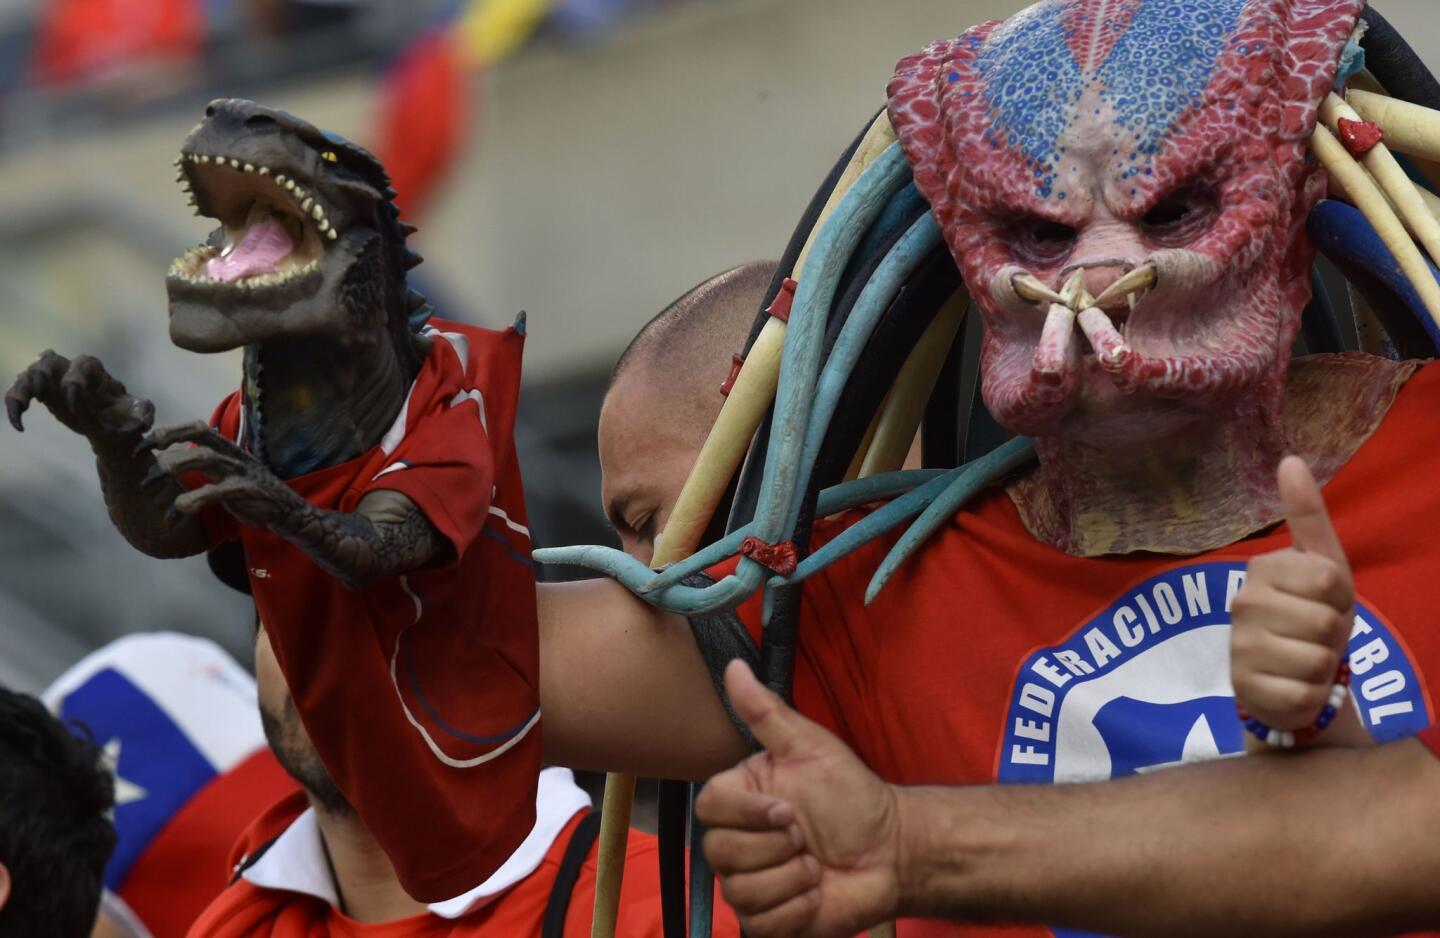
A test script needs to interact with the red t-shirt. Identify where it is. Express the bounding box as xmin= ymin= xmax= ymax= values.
xmin=196 ymin=321 xmax=541 ymax=902
xmin=711 ymin=361 xmax=1440 ymax=937
xmin=188 ymin=792 xmax=741 ymax=938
